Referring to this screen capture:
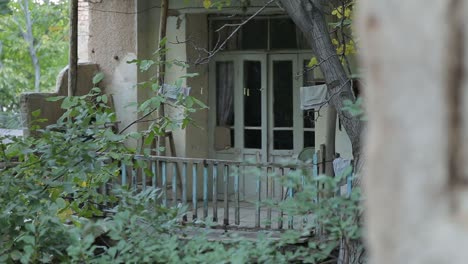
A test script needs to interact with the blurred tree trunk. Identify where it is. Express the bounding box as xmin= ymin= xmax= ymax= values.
xmin=359 ymin=0 xmax=468 ymax=263
xmin=279 ymin=0 xmax=364 ymax=170
xmin=19 ymin=0 xmax=41 ymax=92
